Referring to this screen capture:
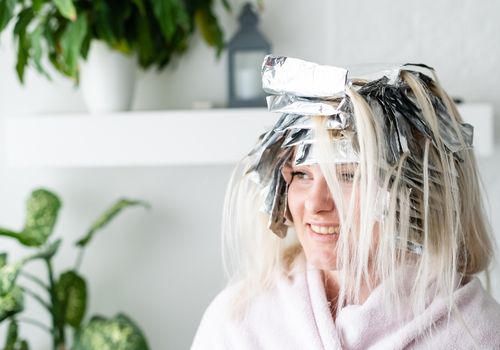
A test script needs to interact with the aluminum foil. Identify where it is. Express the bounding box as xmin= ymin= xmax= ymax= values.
xmin=247 ymin=55 xmax=473 ymax=254
xmin=266 ymin=95 xmax=342 ymax=115
xmin=262 ymin=56 xmax=347 ymax=98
